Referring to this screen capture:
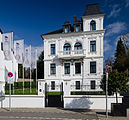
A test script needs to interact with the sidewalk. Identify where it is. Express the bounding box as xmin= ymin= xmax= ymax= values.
xmin=95 ymin=109 xmax=129 ymax=120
